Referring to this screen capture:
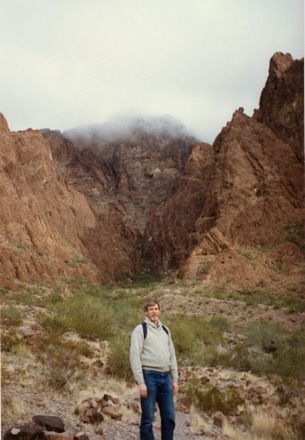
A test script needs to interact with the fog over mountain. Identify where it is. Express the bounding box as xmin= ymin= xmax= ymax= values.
xmin=63 ymin=114 xmax=197 ymax=149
